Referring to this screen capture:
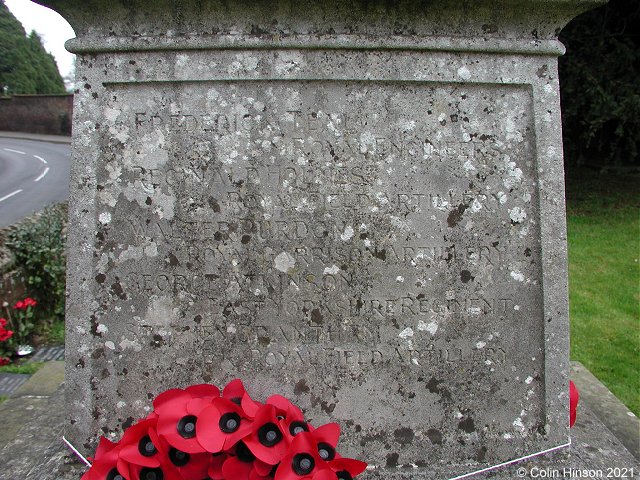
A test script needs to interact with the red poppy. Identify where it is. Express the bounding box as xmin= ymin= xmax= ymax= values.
xmin=168 ymin=450 xmax=212 ymax=479
xmin=80 ymin=437 xmax=126 ymax=480
xmin=82 ymin=381 xmax=368 ymax=480
xmin=274 ymin=431 xmax=332 ymax=480
xmin=0 ymin=357 xmax=10 ymax=366
xmin=118 ymin=417 xmax=164 ymax=469
xmin=126 ymin=463 xmax=182 ymax=480
xmin=312 ymin=470 xmax=338 ymax=480
xmin=145 ymin=411 xmax=159 ymax=422
xmin=23 ymin=297 xmax=37 ymax=308
xmin=153 ymin=424 xmax=213 ymax=479
xmin=208 ymin=452 xmax=228 ymax=479
xmin=327 ymin=458 xmax=368 ymax=480
xmin=0 ymin=328 xmax=13 ymax=342
xmin=570 ymin=380 xmax=579 ymax=428
xmin=154 ymin=384 xmax=220 ymax=454
xmin=245 ymin=404 xmax=289 ymax=465
xmin=266 ymin=394 xmax=313 ymax=443
xmin=223 ymin=379 xmax=262 ymax=418
xmin=13 ymin=298 xmax=37 ymax=310
xmin=310 ymin=424 xmax=341 ymax=462
xmin=266 ymin=395 xmax=304 ymax=419
xmin=221 ymin=442 xmax=273 ymax=480
xmin=0 ymin=318 xmax=7 ymax=328
xmin=223 ymin=379 xmax=248 ymax=403
xmin=119 ymin=426 xmax=185 ymax=480
xmin=197 ymin=397 xmax=253 ymax=453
